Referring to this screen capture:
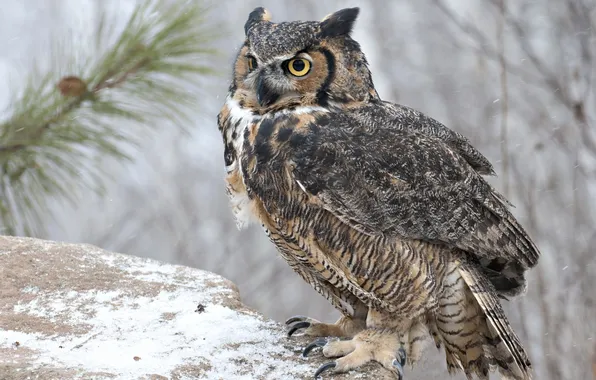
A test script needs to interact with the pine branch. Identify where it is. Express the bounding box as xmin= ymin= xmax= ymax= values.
xmin=0 ymin=0 xmax=220 ymax=236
